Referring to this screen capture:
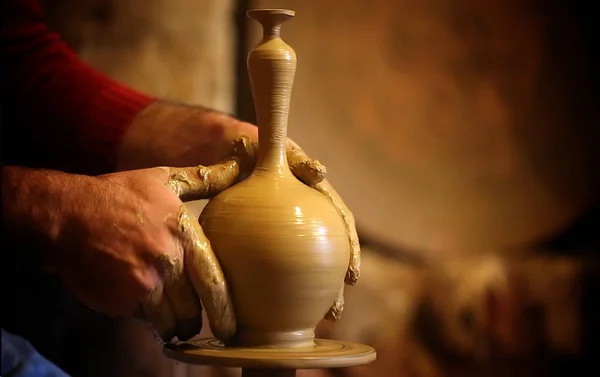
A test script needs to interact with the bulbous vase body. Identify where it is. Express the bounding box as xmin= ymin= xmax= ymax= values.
xmin=199 ymin=168 xmax=350 ymax=347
